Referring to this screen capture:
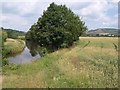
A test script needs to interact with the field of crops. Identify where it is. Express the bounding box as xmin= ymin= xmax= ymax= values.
xmin=2 ymin=37 xmax=118 ymax=88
